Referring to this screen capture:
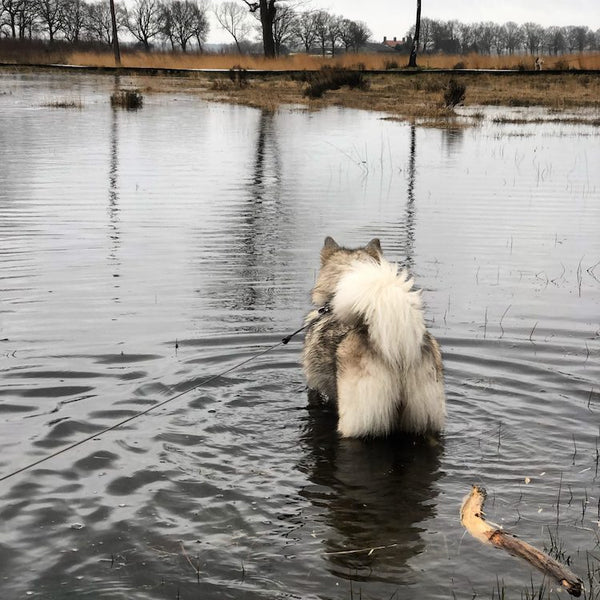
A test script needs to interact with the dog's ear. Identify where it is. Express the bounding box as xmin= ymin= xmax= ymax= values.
xmin=365 ymin=238 xmax=382 ymax=260
xmin=321 ymin=236 xmax=340 ymax=264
